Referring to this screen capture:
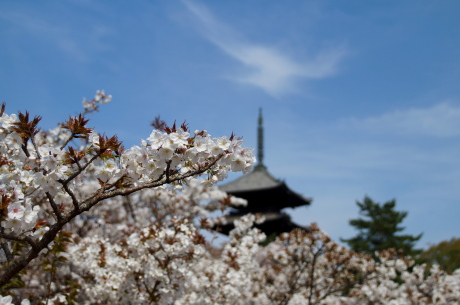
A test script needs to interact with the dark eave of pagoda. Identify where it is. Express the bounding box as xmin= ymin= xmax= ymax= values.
xmin=215 ymin=211 xmax=308 ymax=236
xmin=219 ymin=165 xmax=312 ymax=211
